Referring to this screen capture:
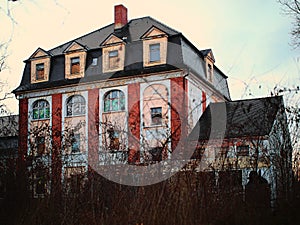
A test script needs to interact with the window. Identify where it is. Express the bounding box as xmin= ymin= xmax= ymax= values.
xmin=92 ymin=57 xmax=98 ymax=66
xmin=66 ymin=95 xmax=86 ymax=116
xmin=32 ymin=100 xmax=50 ymax=120
xmin=108 ymin=50 xmax=119 ymax=69
xmin=151 ymin=107 xmax=162 ymax=125
xmin=107 ymin=127 xmax=120 ymax=150
xmin=207 ymin=64 xmax=213 ymax=81
xmin=71 ymin=57 xmax=80 ymax=74
xmin=237 ymin=145 xmax=250 ymax=156
xmin=37 ymin=136 xmax=45 ymax=156
xmin=71 ymin=133 xmax=80 ymax=153
xmin=35 ymin=63 xmax=45 ymax=80
xmin=149 ymin=147 xmax=163 ymax=162
xmin=149 ymin=43 xmax=160 ymax=62
xmin=103 ymin=90 xmax=125 ymax=112
xmin=35 ymin=169 xmax=47 ymax=195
